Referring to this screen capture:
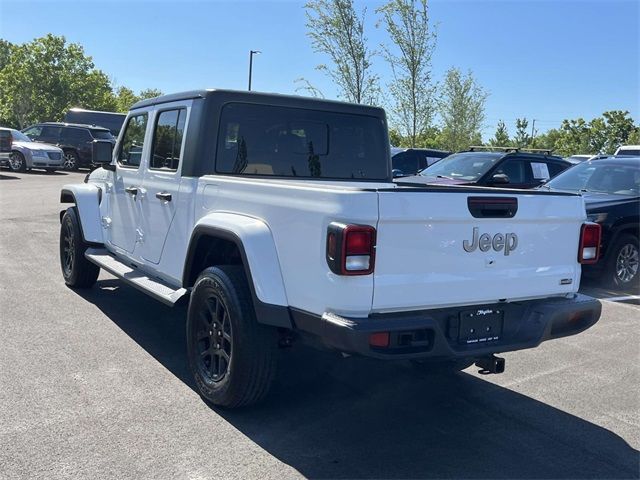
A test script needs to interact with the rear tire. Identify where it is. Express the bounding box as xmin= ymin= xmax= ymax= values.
xmin=606 ymin=234 xmax=639 ymax=290
xmin=59 ymin=207 xmax=100 ymax=288
xmin=186 ymin=266 xmax=277 ymax=408
xmin=8 ymin=151 xmax=26 ymax=172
